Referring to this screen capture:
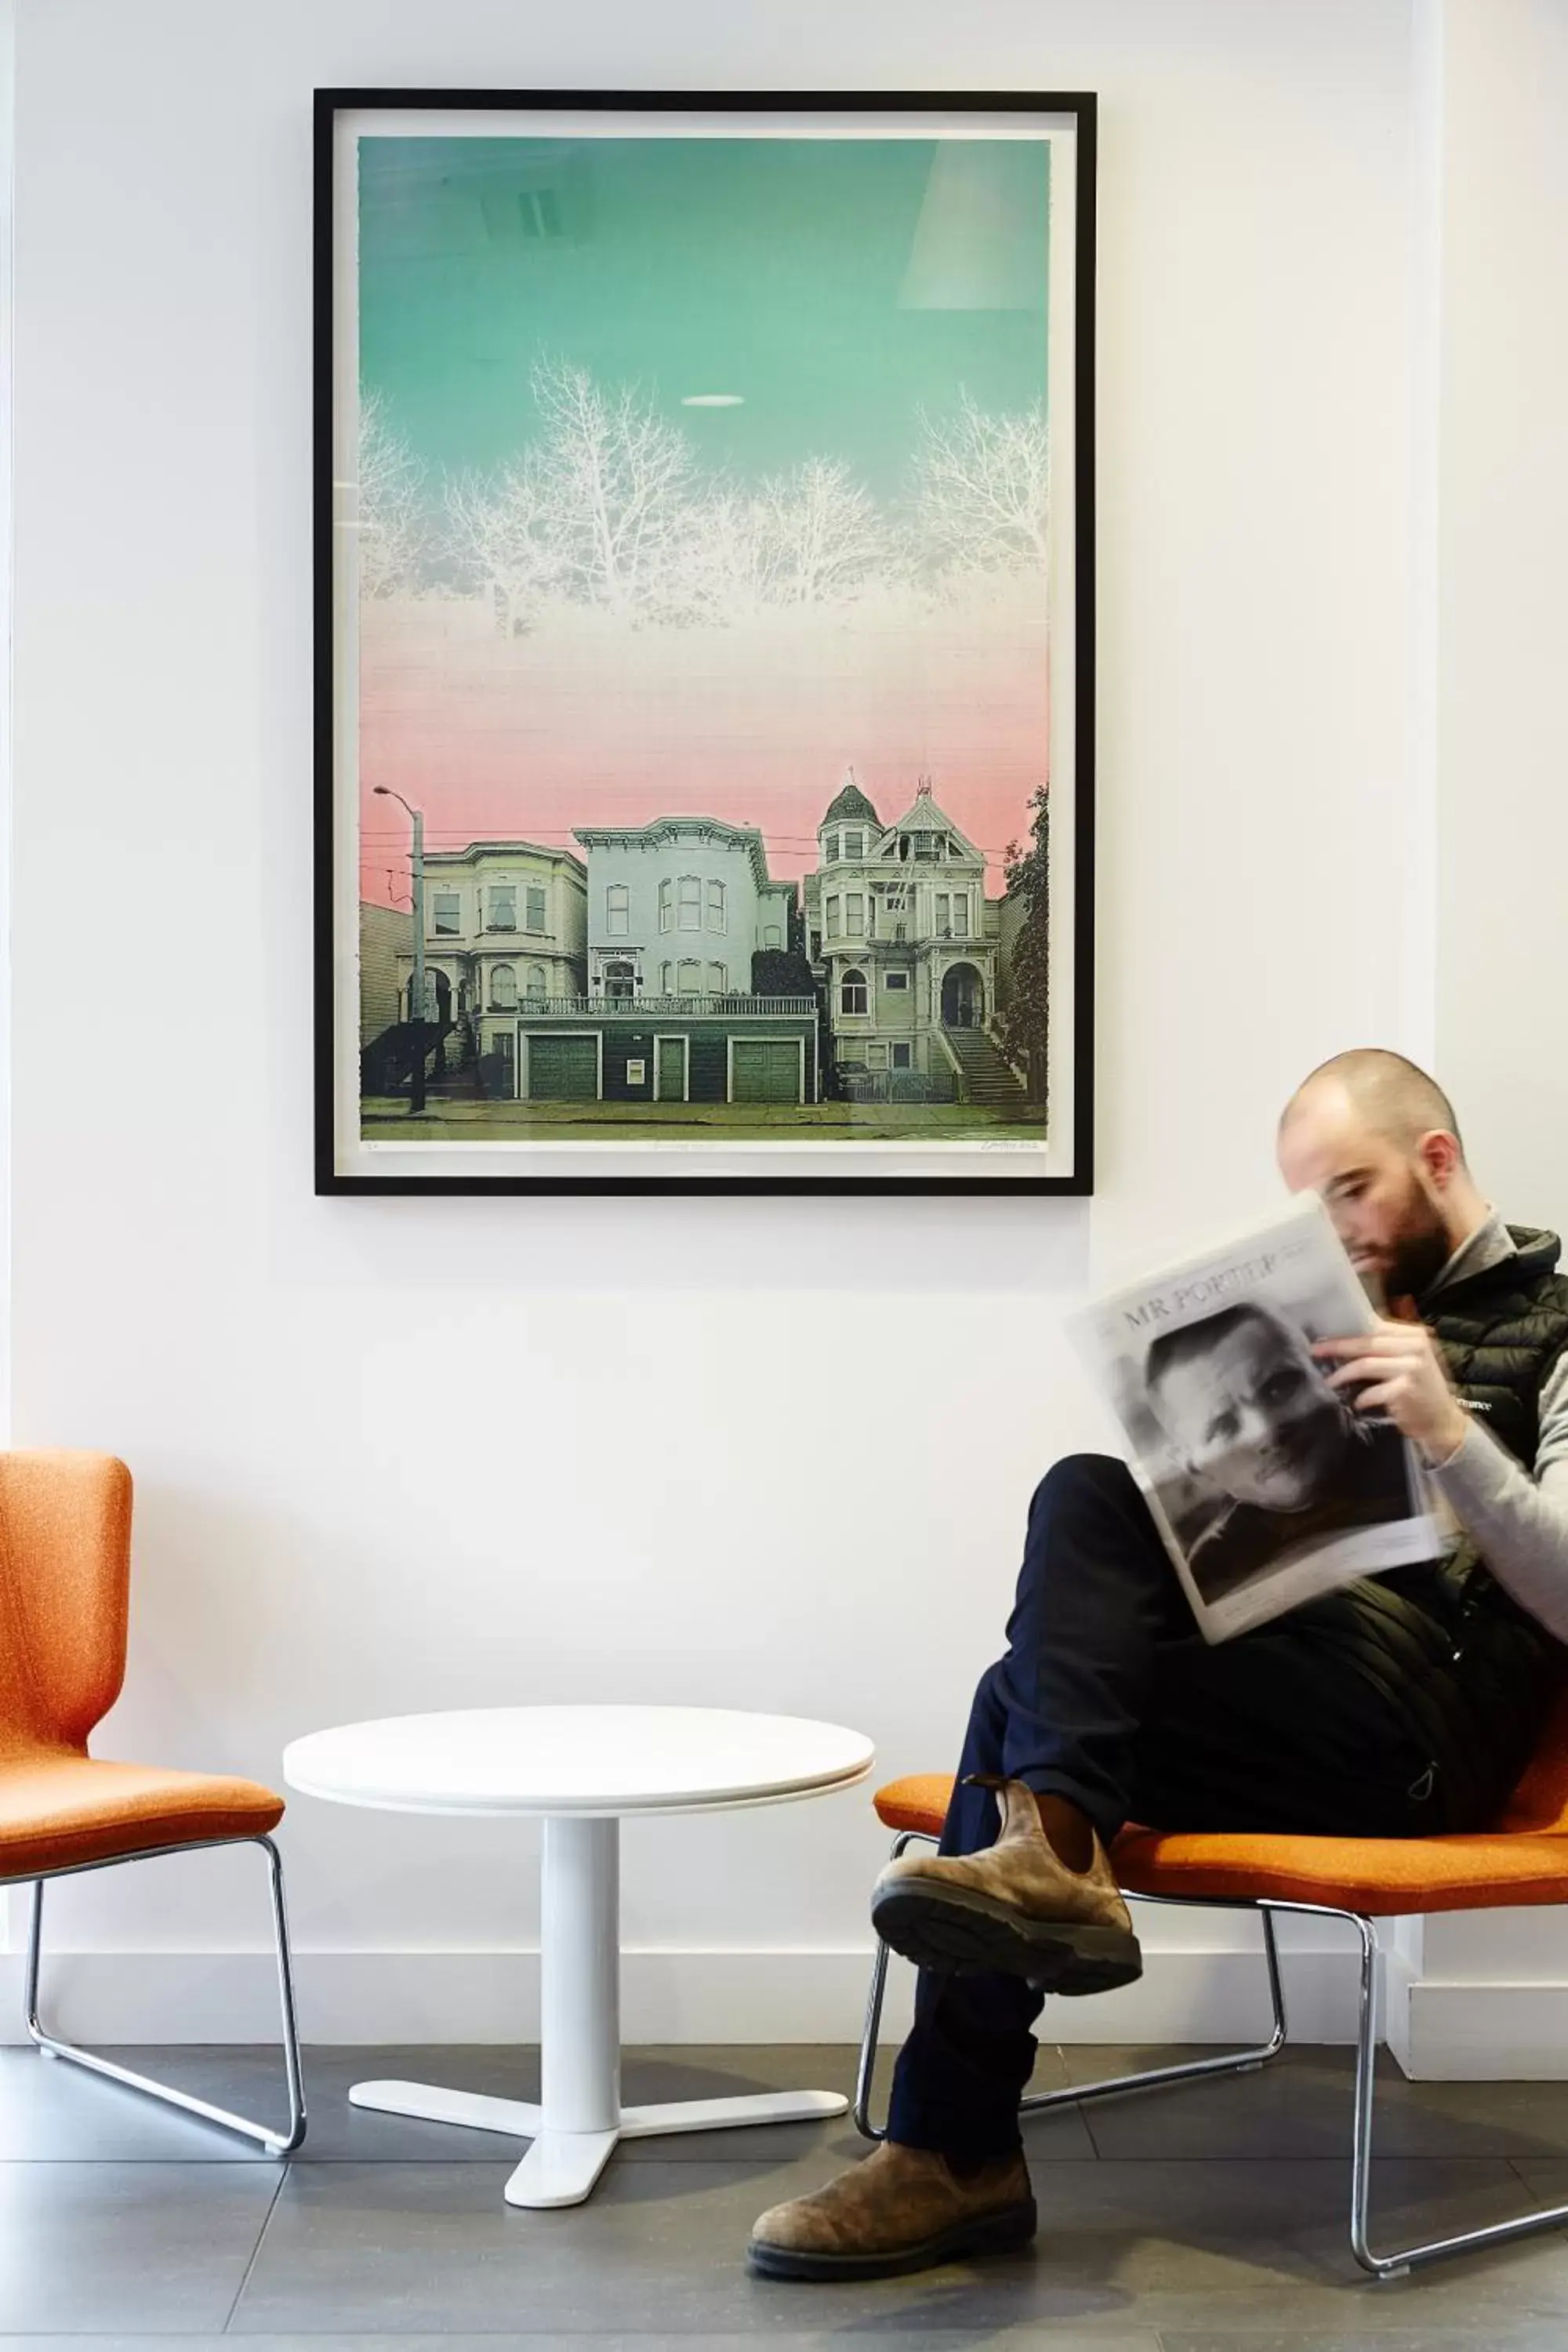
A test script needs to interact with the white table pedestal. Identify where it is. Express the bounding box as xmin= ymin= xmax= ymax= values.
xmin=348 ymin=1814 xmax=848 ymax=2209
